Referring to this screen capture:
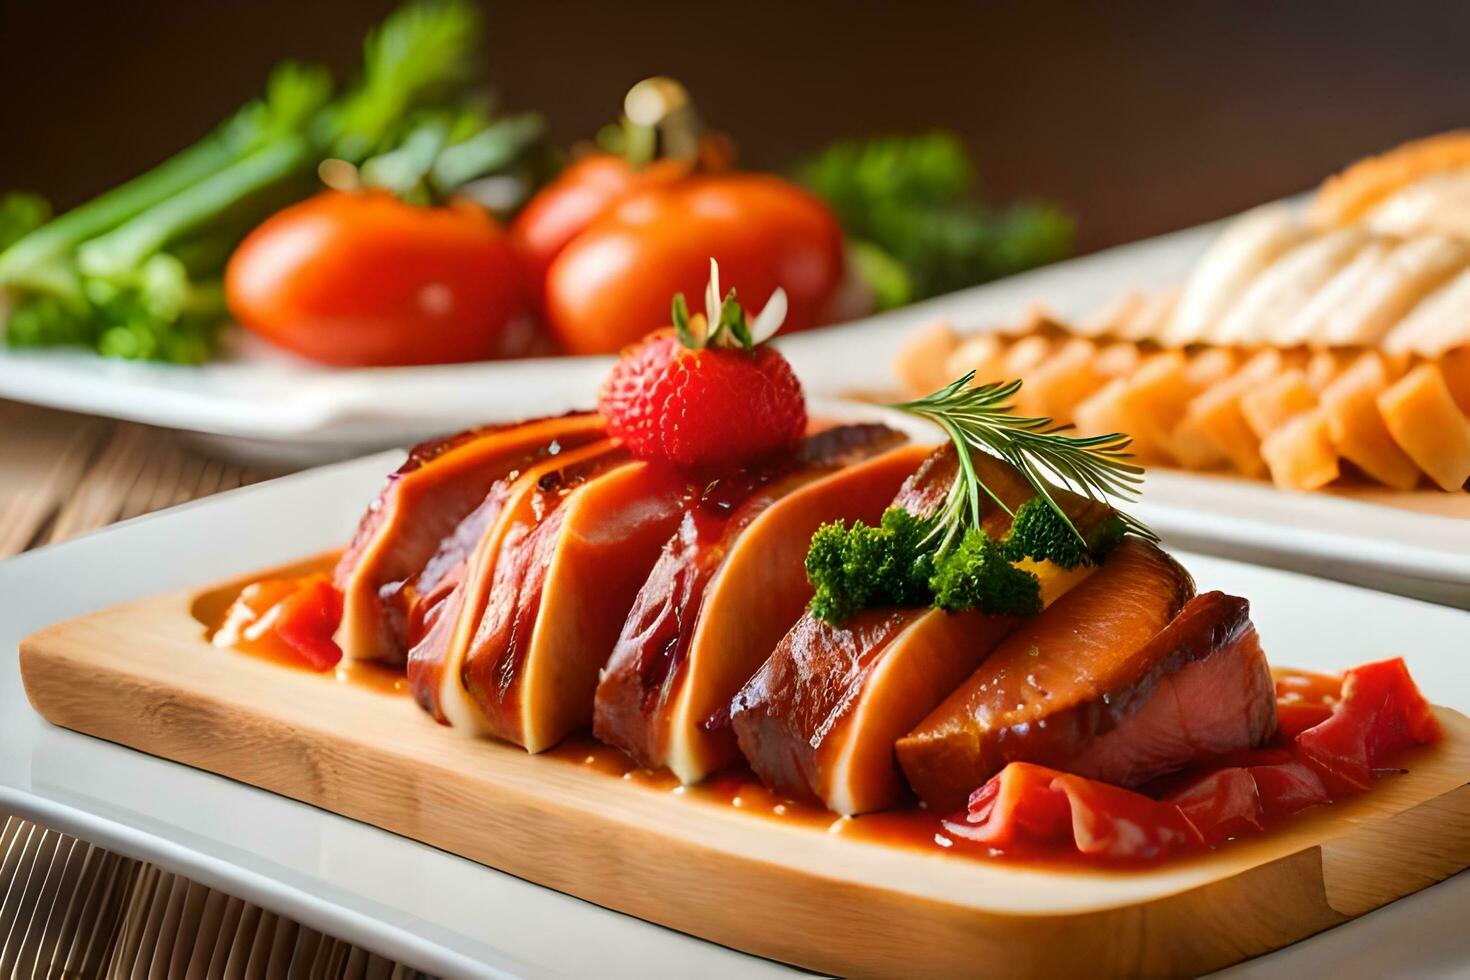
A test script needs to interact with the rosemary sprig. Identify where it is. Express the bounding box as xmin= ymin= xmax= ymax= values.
xmin=888 ymin=372 xmax=1157 ymax=551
